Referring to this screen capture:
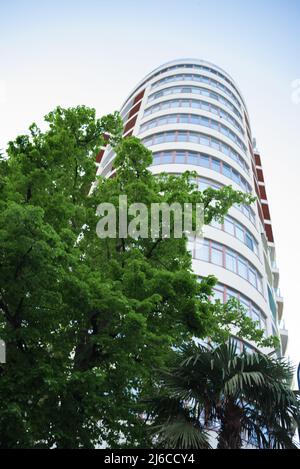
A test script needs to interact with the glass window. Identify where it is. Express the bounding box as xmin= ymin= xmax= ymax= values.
xmin=240 ymin=298 xmax=251 ymax=317
xmin=180 ymin=99 xmax=189 ymax=107
xmin=221 ymin=144 xmax=230 ymax=156
xmin=237 ymin=259 xmax=248 ymax=279
xmin=236 ymin=225 xmax=245 ymax=242
xmin=152 ymin=155 xmax=161 ymax=165
xmin=211 ymin=244 xmax=223 ymax=266
xmin=213 ymin=288 xmax=224 ymax=302
xmin=202 ymin=102 xmax=210 ymax=111
xmin=155 ymin=134 xmax=164 ymax=144
xmin=161 ymin=153 xmax=173 ymax=164
xmin=211 ymin=138 xmax=220 ymax=150
xmin=187 ymin=154 xmax=199 ymax=165
xmin=200 ymin=116 xmax=210 ymax=127
xmin=211 ymin=158 xmax=221 ymax=172
xmin=200 ymin=154 xmax=210 ymax=168
xmin=249 ymin=267 xmax=257 ymax=288
xmin=200 ymin=135 xmax=210 ymax=146
xmin=190 ymin=115 xmax=199 ymax=124
xmin=159 ymin=116 xmax=168 ymax=125
xmin=201 ymin=89 xmax=210 ymax=97
xmin=143 ymin=137 xmax=152 ymax=147
xmin=167 ymin=115 xmax=177 ymax=124
xmin=224 ymin=217 xmax=235 ymax=235
xmin=252 ymin=307 xmax=260 ymax=324
xmin=227 ymin=288 xmax=238 ymax=299
xmin=211 ymin=120 xmax=219 ymax=130
xmin=223 ymin=163 xmax=232 ymax=179
xmin=220 ymin=126 xmax=229 ymax=137
xmin=165 ymin=132 xmax=174 ymax=142
xmin=226 ymin=252 xmax=236 ymax=272
xmin=232 ymin=170 xmax=240 ymax=185
xmin=176 ymin=152 xmax=186 ymax=163
xmin=245 ymin=233 xmax=254 ymax=251
xmin=196 ymin=241 xmax=209 ymax=261
xmin=189 ymin=133 xmax=200 ymax=143
xmin=180 ymin=114 xmax=190 ymax=123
